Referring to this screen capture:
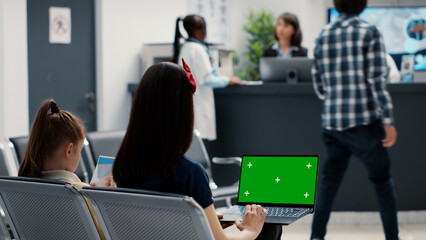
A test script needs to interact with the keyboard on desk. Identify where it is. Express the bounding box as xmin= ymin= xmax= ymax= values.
xmin=224 ymin=205 xmax=309 ymax=218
